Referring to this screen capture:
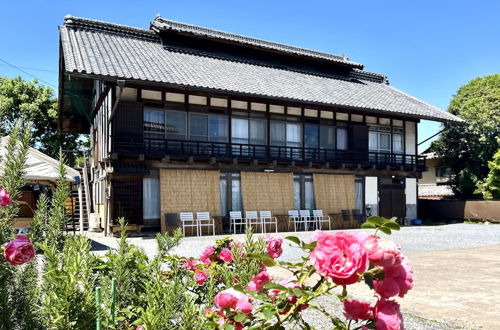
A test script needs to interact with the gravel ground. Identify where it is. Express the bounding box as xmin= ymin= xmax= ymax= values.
xmin=88 ymin=223 xmax=500 ymax=261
